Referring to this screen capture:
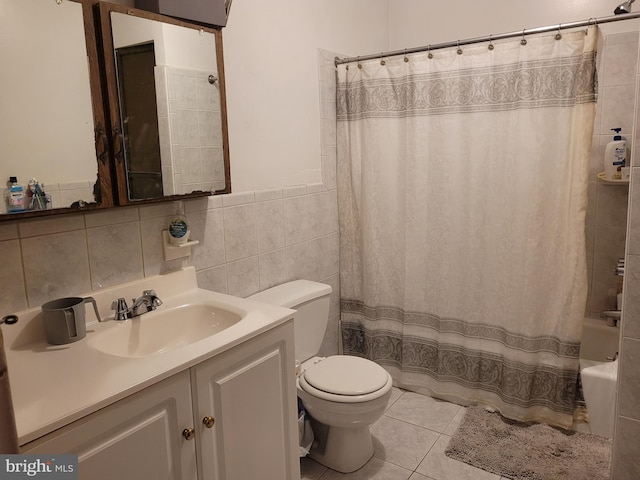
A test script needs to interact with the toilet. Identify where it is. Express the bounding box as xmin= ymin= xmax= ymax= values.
xmin=248 ymin=280 xmax=393 ymax=473
xmin=579 ymin=358 xmax=618 ymax=438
